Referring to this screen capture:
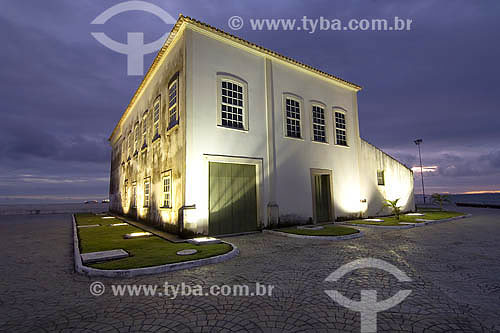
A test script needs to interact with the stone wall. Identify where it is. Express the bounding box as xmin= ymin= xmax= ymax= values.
xmin=109 ymin=34 xmax=186 ymax=233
